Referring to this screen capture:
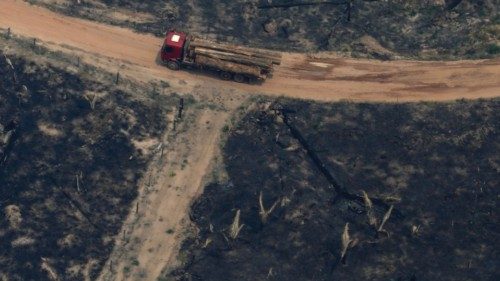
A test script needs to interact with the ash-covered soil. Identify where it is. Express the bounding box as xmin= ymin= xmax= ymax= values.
xmin=33 ymin=0 xmax=499 ymax=59
xmin=167 ymin=98 xmax=499 ymax=281
xmin=0 ymin=53 xmax=171 ymax=281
